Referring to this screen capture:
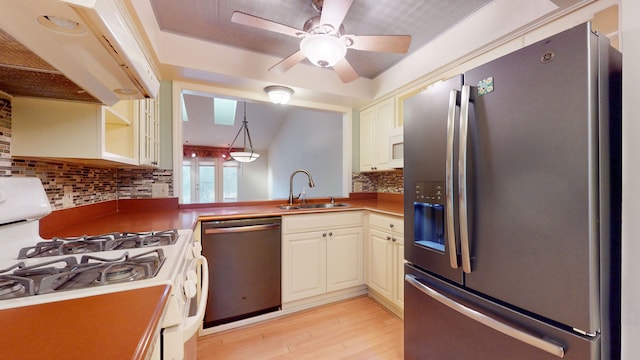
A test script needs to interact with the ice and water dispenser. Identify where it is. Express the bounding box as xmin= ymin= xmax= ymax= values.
xmin=414 ymin=181 xmax=446 ymax=252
